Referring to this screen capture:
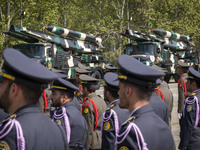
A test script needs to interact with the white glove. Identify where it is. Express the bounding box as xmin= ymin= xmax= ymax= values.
xmin=178 ymin=113 xmax=182 ymax=119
